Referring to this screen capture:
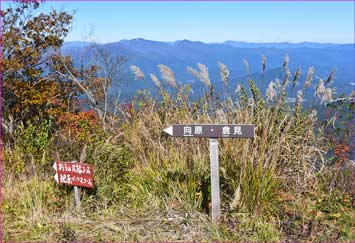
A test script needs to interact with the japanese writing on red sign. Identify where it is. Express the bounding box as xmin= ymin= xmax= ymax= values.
xmin=58 ymin=173 xmax=94 ymax=188
xmin=53 ymin=161 xmax=94 ymax=188
xmin=55 ymin=161 xmax=93 ymax=176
